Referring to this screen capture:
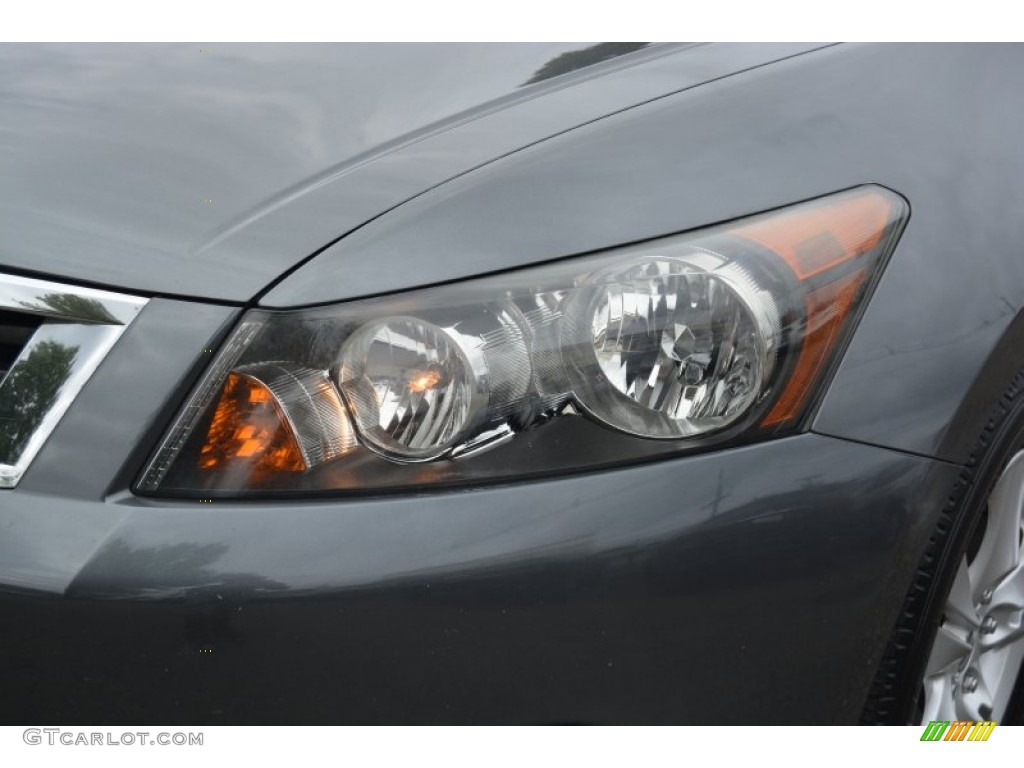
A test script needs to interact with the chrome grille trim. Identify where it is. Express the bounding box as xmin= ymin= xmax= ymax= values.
xmin=0 ymin=274 xmax=148 ymax=488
